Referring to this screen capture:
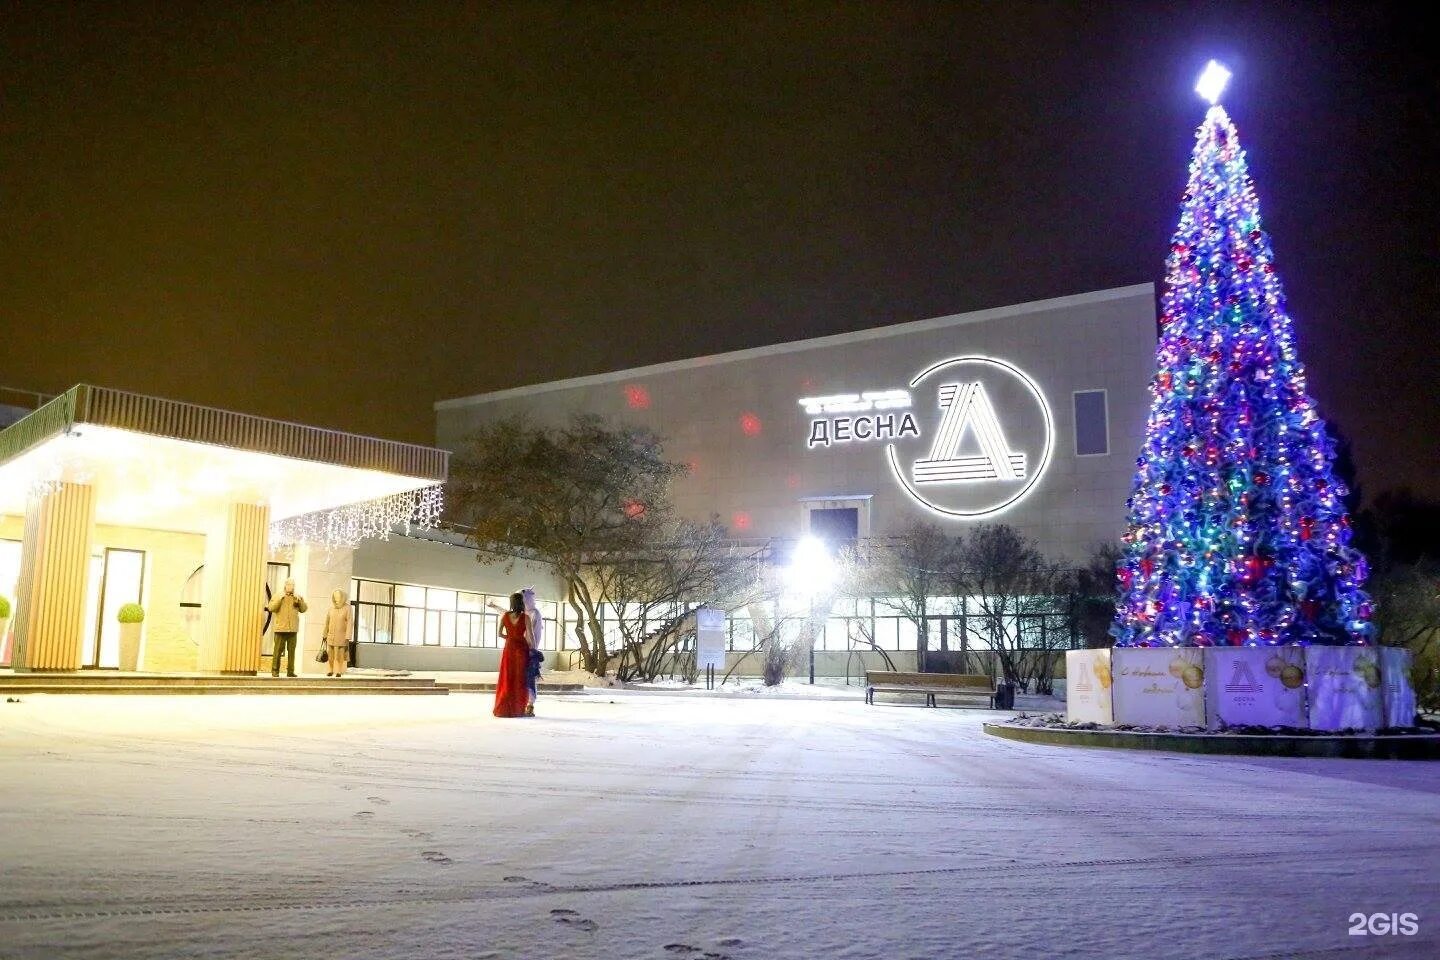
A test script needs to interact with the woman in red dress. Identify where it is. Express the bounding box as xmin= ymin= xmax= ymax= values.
xmin=493 ymin=592 xmax=534 ymax=718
